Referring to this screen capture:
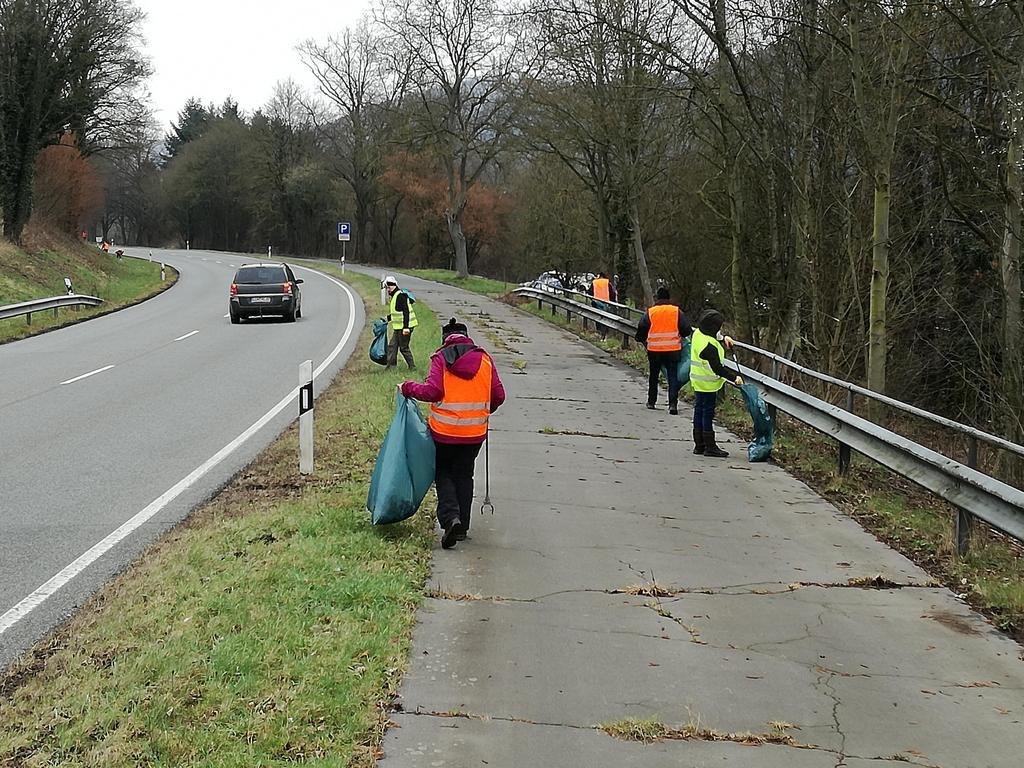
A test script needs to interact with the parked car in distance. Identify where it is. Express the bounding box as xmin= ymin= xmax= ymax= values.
xmin=229 ymin=263 xmax=303 ymax=323
xmin=521 ymin=270 xmax=595 ymax=294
